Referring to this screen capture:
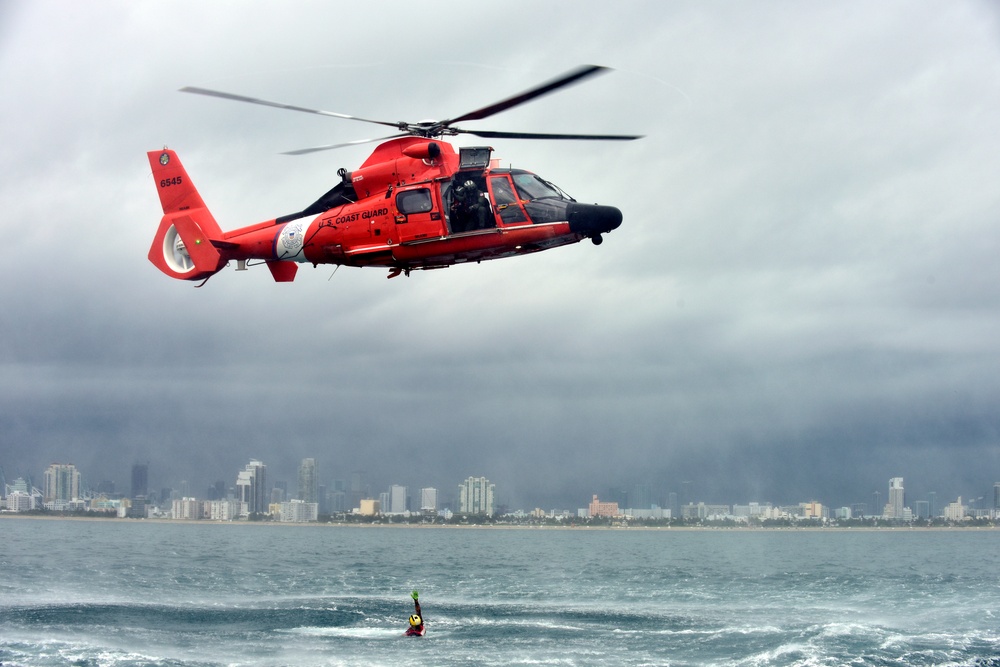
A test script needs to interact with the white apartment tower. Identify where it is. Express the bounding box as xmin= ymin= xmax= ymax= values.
xmin=886 ymin=477 xmax=905 ymax=519
xmin=43 ymin=463 xmax=81 ymax=503
xmin=459 ymin=476 xmax=495 ymax=516
xmin=236 ymin=459 xmax=268 ymax=515
xmin=420 ymin=487 xmax=438 ymax=512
